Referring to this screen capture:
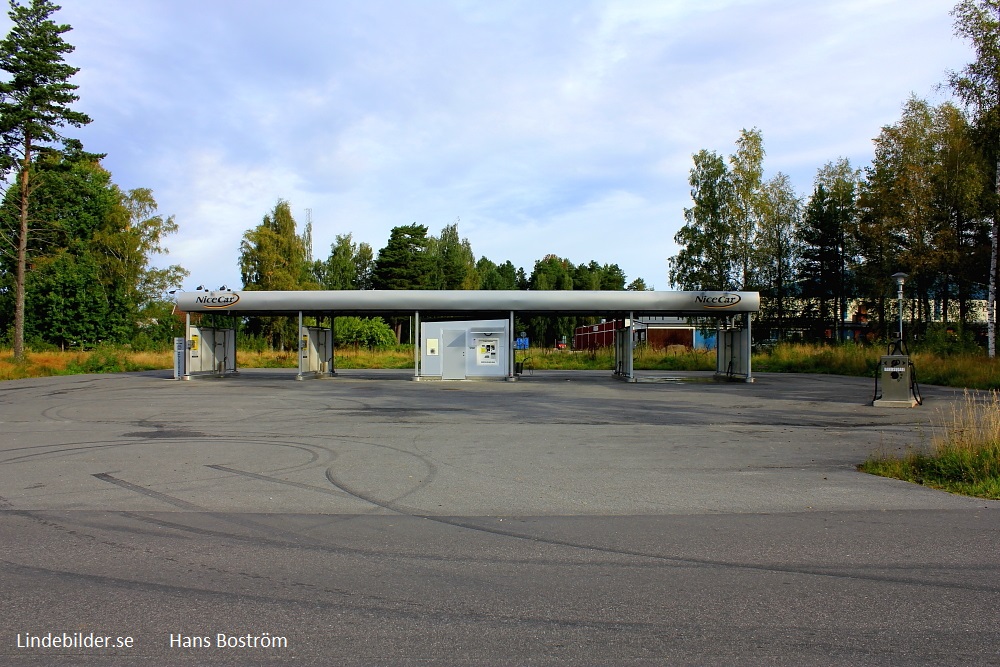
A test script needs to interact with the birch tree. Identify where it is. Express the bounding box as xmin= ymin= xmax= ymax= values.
xmin=950 ymin=0 xmax=1000 ymax=356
